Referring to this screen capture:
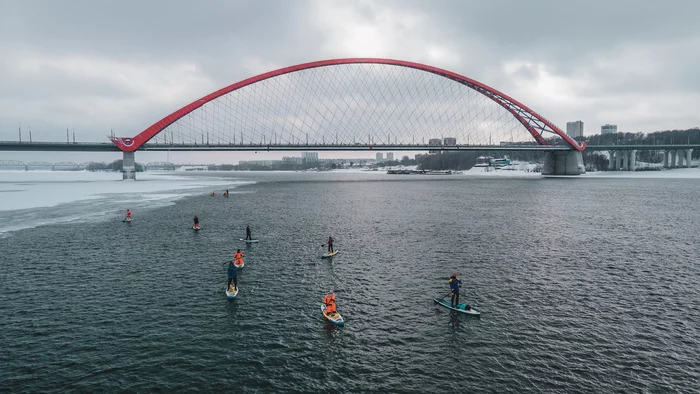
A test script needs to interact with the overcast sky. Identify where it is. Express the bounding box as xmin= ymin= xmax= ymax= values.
xmin=1 ymin=0 xmax=699 ymax=164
